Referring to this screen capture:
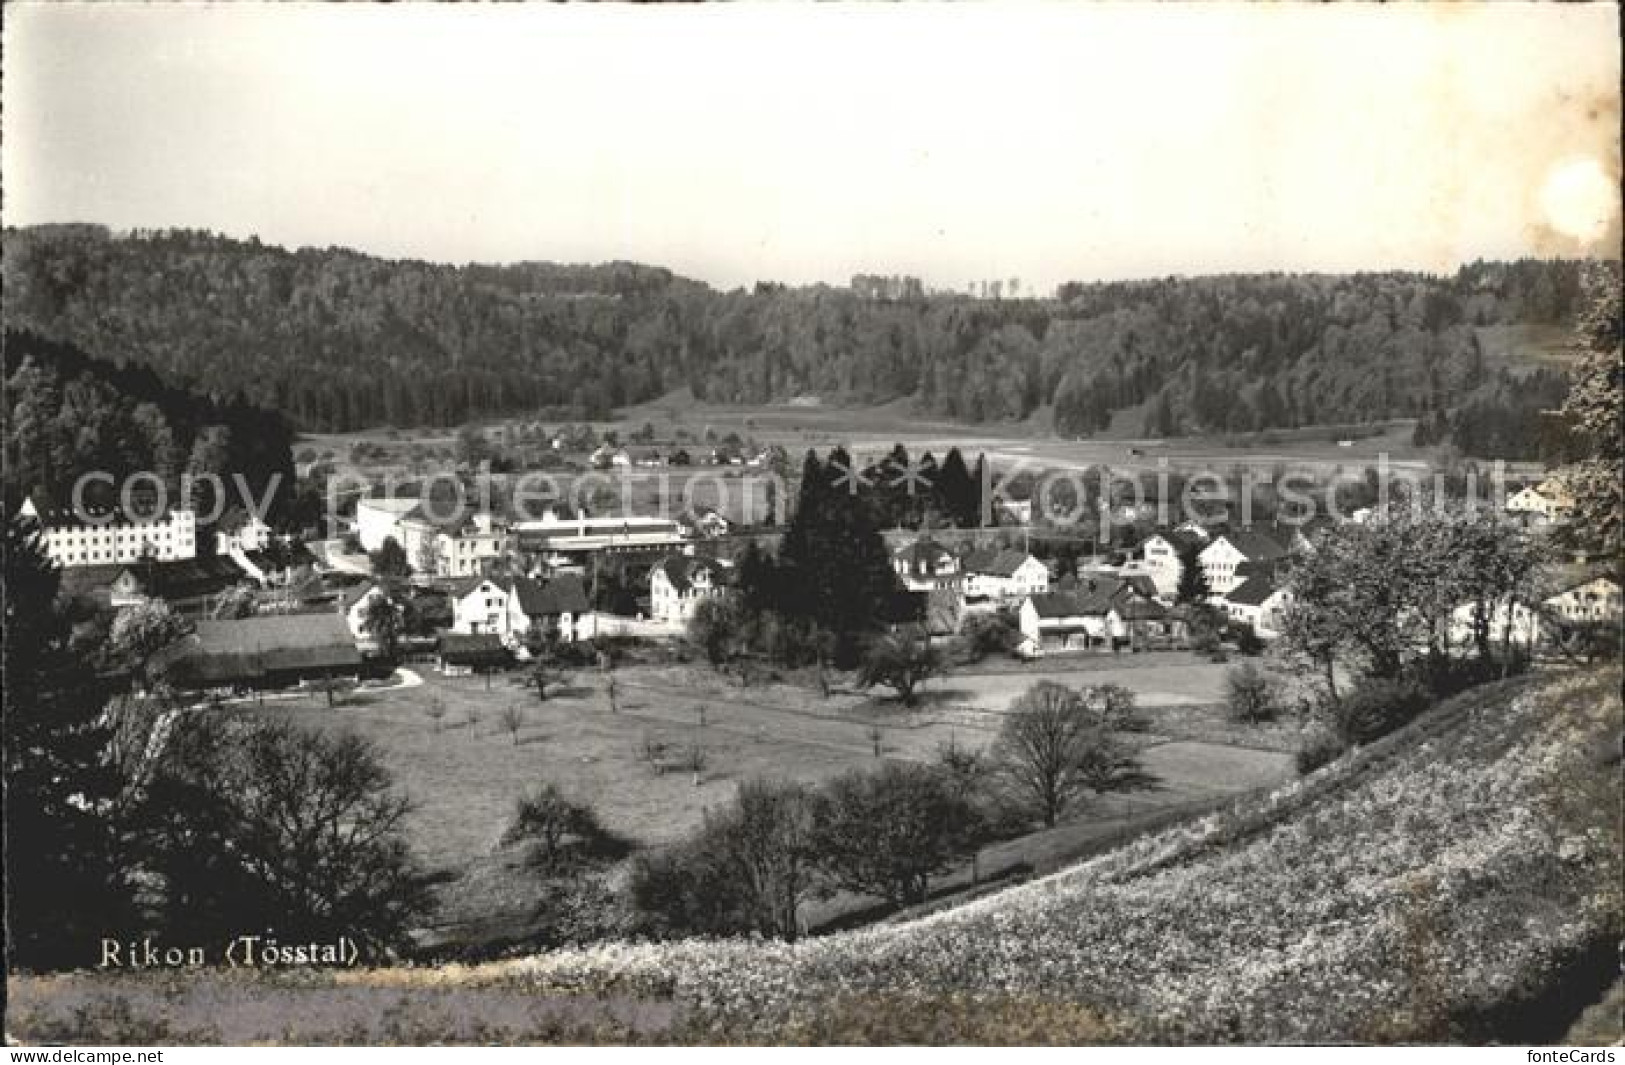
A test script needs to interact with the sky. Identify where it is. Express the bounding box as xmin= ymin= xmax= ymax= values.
xmin=3 ymin=2 xmax=1620 ymax=293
